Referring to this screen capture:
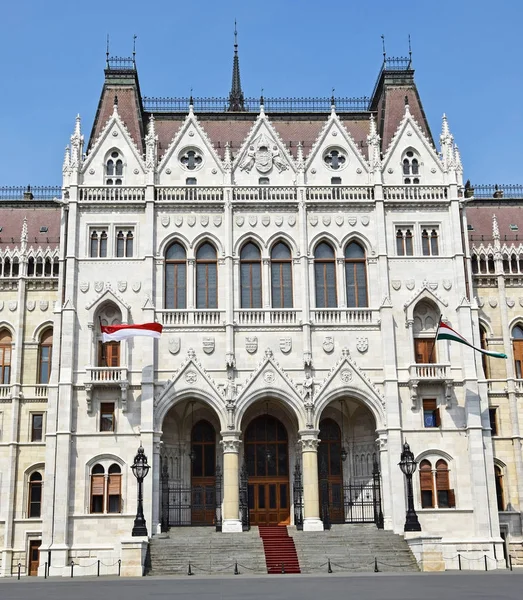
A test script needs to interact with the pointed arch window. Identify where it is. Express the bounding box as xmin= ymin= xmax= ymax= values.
xmin=420 ymin=460 xmax=434 ymax=508
xmin=165 ymin=242 xmax=187 ymax=309
xmin=512 ymin=325 xmax=523 ymax=378
xmin=28 ymin=472 xmax=43 ymax=518
xmin=435 ymin=459 xmax=454 ymax=508
xmin=90 ymin=230 xmax=108 ymax=258
xmin=38 ymin=328 xmax=53 ymax=384
xmin=396 ymin=229 xmax=413 ymax=256
xmin=0 ymin=329 xmax=12 ymax=384
xmin=106 ymin=151 xmax=123 ymax=185
xmin=314 ymin=242 xmax=337 ymax=308
xmin=116 ymin=230 xmax=134 ymax=258
xmin=196 ymin=243 xmax=218 ymax=309
xmin=240 ymin=243 xmax=262 ymax=308
xmin=402 ymin=150 xmax=420 ymax=183
xmin=107 ymin=464 xmax=122 ymax=513
xmin=90 ymin=464 xmax=105 ymax=513
xmin=344 ymin=241 xmax=367 ymax=307
xmin=271 ymin=242 xmax=293 ymax=308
